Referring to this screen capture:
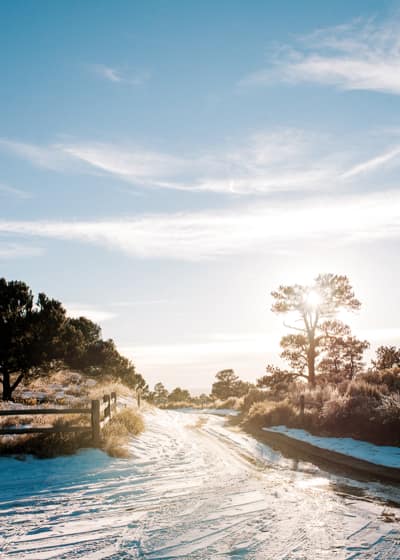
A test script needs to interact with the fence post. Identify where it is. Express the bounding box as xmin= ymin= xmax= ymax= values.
xmin=103 ymin=394 xmax=111 ymax=419
xmin=137 ymin=388 xmax=141 ymax=409
xmin=110 ymin=392 xmax=116 ymax=416
xmin=91 ymin=399 xmax=101 ymax=444
xmin=299 ymin=394 xmax=305 ymax=426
